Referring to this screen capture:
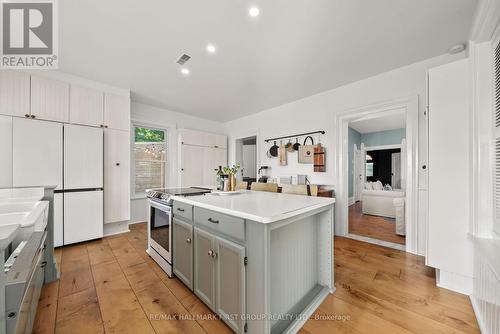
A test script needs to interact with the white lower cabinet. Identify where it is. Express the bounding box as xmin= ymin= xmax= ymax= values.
xmin=173 ymin=218 xmax=193 ymax=289
xmin=193 ymin=226 xmax=246 ymax=333
xmin=53 ymin=193 xmax=63 ymax=247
